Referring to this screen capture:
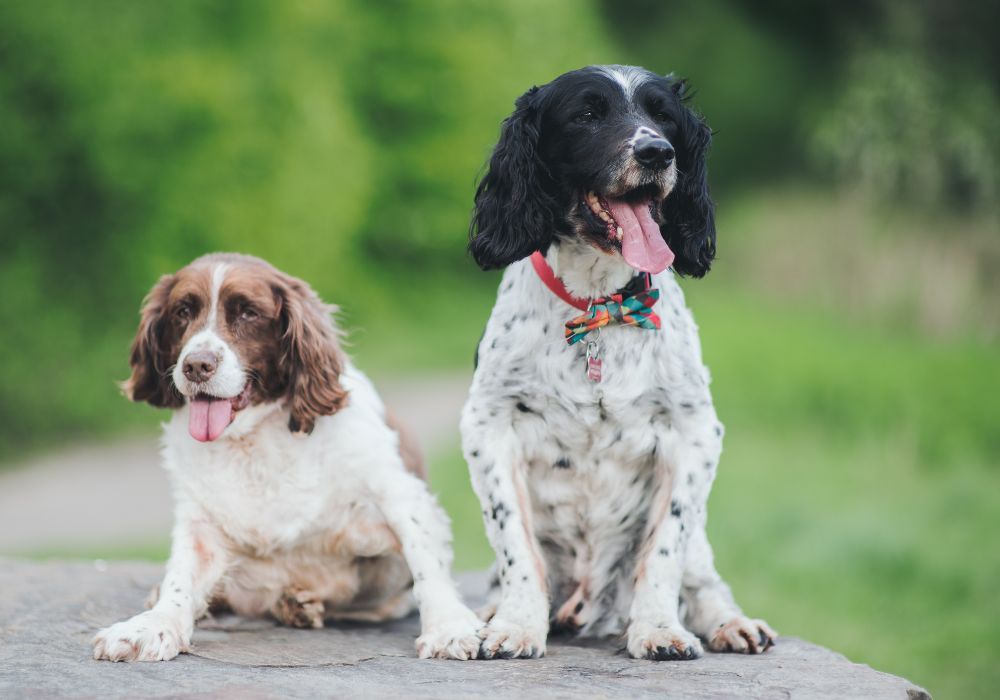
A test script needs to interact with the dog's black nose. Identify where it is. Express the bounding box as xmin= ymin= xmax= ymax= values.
xmin=183 ymin=351 xmax=218 ymax=383
xmin=634 ymin=136 xmax=675 ymax=169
